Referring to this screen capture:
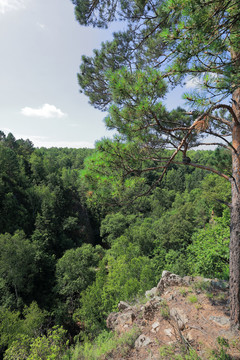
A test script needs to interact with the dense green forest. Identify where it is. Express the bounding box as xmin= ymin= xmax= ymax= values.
xmin=0 ymin=130 xmax=232 ymax=359
xmin=1 ymin=0 xmax=239 ymax=356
